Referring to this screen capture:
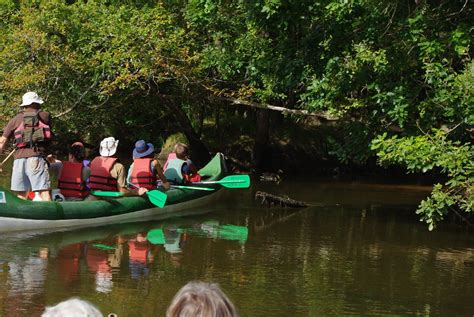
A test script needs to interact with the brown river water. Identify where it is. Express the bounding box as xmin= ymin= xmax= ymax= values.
xmin=0 ymin=176 xmax=473 ymax=316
